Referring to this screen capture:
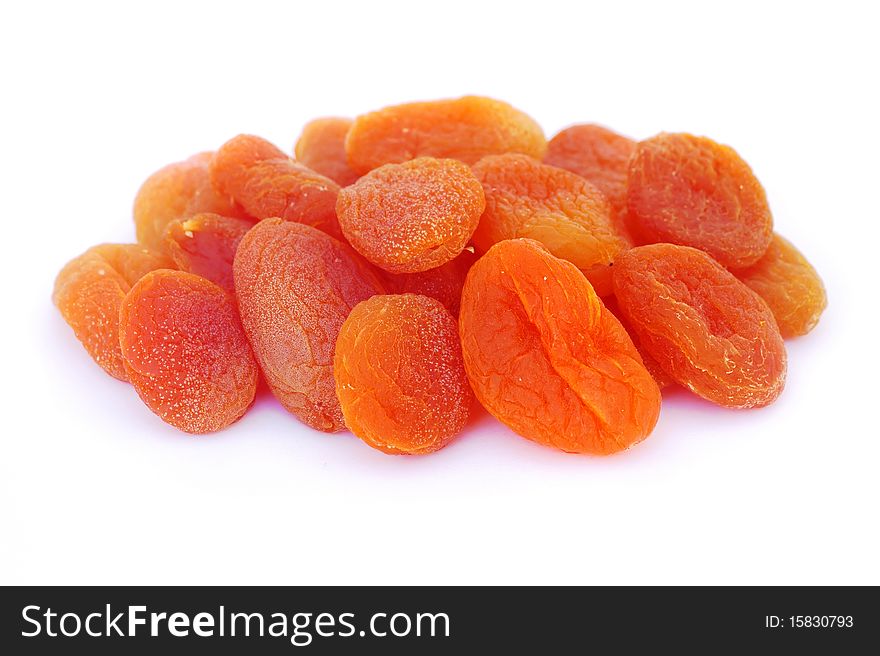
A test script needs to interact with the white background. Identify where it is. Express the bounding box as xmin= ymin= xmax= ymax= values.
xmin=2 ymin=1 xmax=878 ymax=585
